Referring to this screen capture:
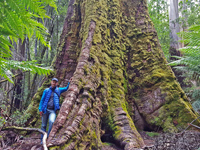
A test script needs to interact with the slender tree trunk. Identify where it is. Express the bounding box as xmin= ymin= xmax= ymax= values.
xmin=24 ymin=0 xmax=199 ymax=149
xmin=169 ymin=0 xmax=187 ymax=87
xmin=50 ymin=35 xmax=55 ymax=61
xmin=24 ymin=37 xmax=31 ymax=108
xmin=169 ymin=0 xmax=180 ymax=54
xmin=13 ymin=42 xmax=17 ymax=61
xmin=182 ymin=0 xmax=187 ymax=31
xmin=180 ymin=0 xmax=187 ymax=48
xmin=13 ymin=39 xmax=25 ymax=110
xmin=35 ymin=38 xmax=38 ymax=60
